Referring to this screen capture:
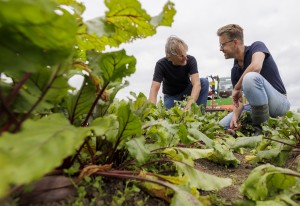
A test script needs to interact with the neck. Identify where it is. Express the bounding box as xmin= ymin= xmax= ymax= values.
xmin=235 ymin=45 xmax=245 ymax=68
